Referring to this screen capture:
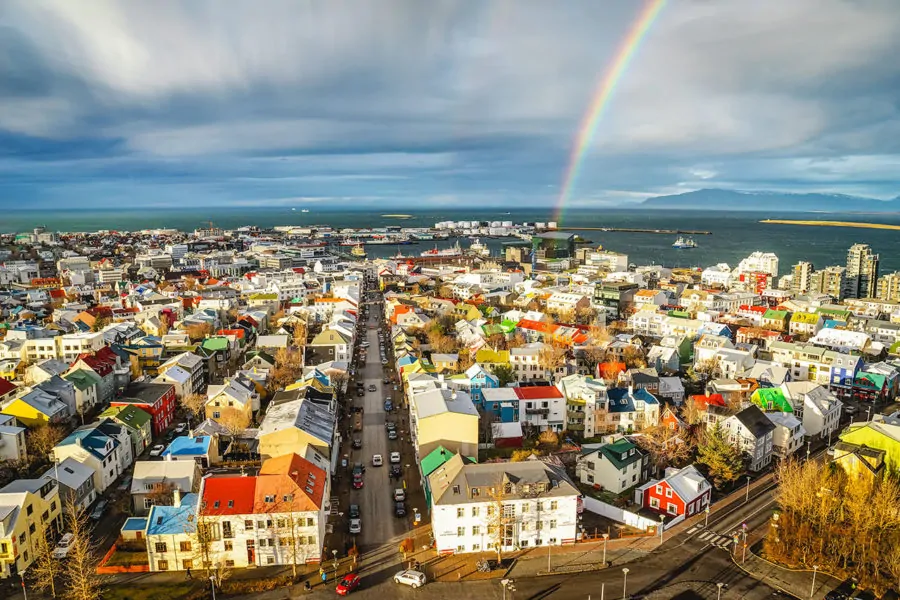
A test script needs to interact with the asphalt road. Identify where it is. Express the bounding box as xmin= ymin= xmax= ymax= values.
xmin=354 ymin=301 xmax=411 ymax=552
